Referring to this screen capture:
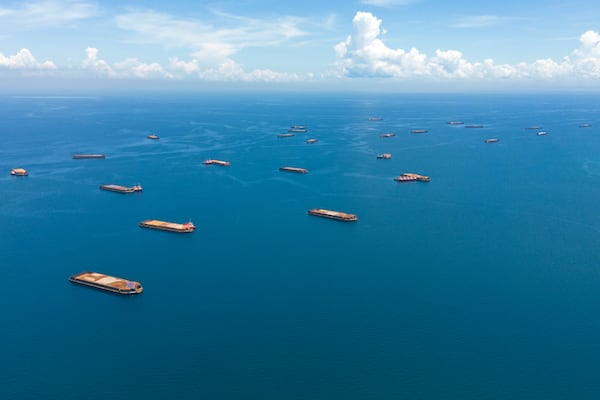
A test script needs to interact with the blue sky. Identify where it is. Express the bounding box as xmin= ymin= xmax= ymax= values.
xmin=1 ymin=0 xmax=600 ymax=91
